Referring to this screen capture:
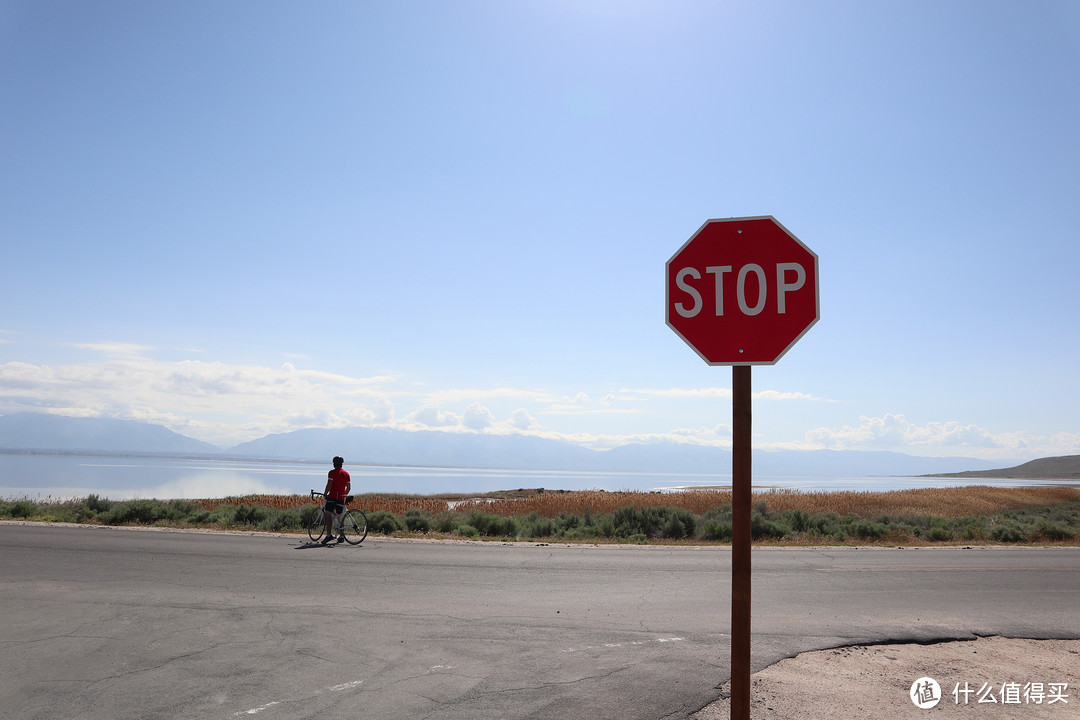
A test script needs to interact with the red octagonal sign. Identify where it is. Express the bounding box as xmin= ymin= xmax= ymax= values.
xmin=666 ymin=216 xmax=819 ymax=365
